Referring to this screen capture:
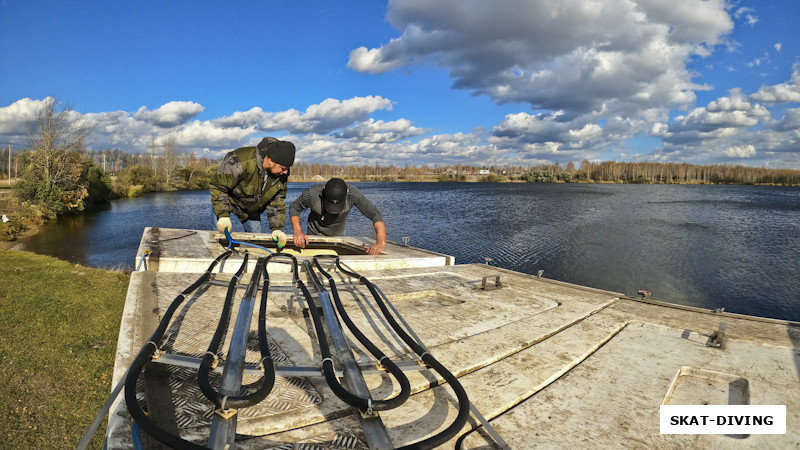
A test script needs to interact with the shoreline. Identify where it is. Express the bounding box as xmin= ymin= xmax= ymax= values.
xmin=0 ymin=222 xmax=43 ymax=250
